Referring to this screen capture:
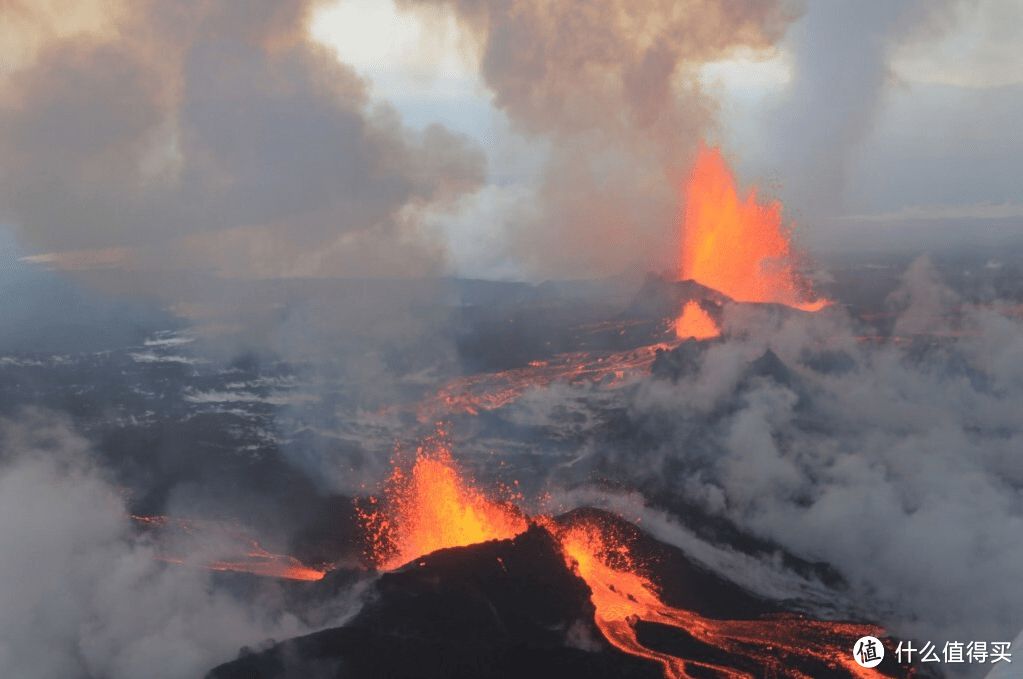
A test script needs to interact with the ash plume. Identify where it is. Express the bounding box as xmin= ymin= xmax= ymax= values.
xmin=0 ymin=0 xmax=484 ymax=281
xmin=0 ymin=0 xmax=487 ymax=440
xmin=764 ymin=0 xmax=962 ymax=233
xmin=398 ymin=0 xmax=794 ymax=278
